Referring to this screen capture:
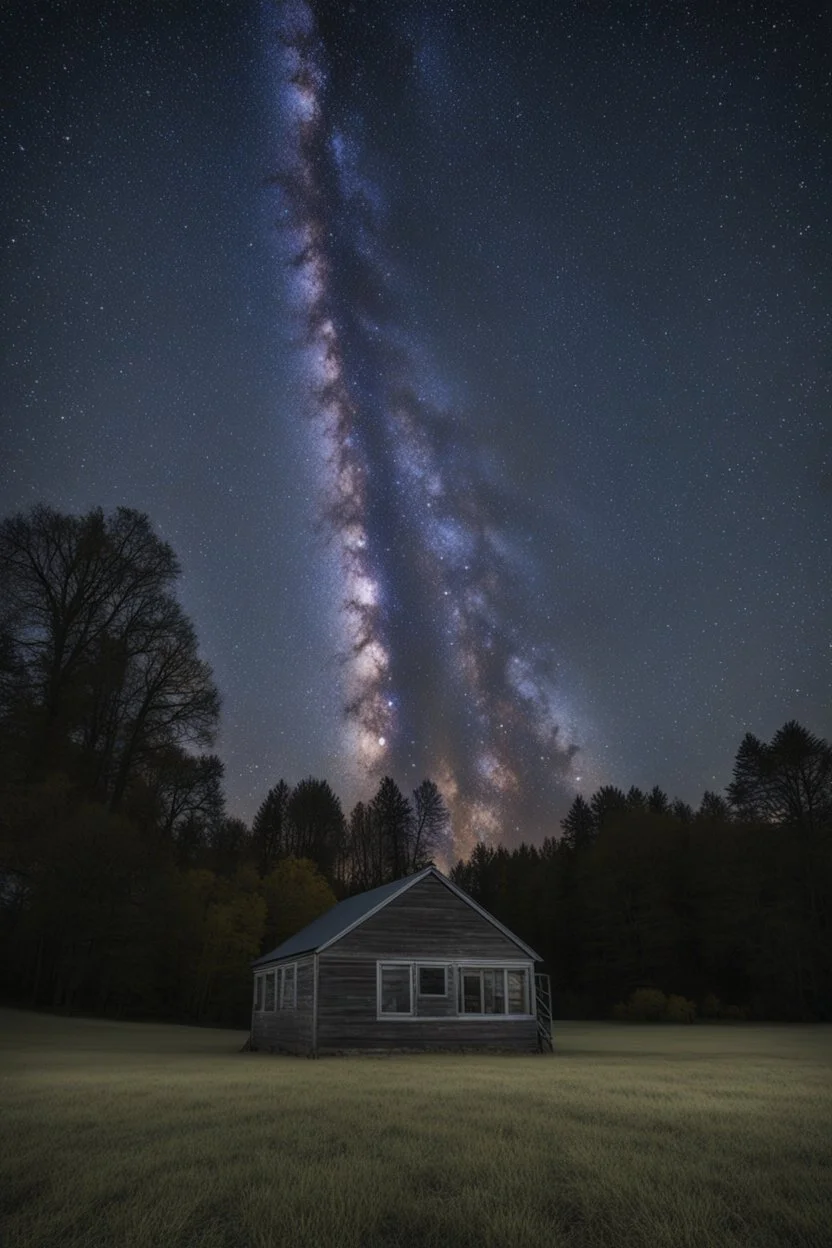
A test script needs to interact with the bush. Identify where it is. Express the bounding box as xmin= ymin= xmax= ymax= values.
xmin=629 ymin=988 xmax=668 ymax=1020
xmin=612 ymin=988 xmax=668 ymax=1021
xmin=721 ymin=1004 xmax=748 ymax=1021
xmin=611 ymin=989 xmax=696 ymax=1022
xmin=665 ymin=994 xmax=696 ymax=1022
xmin=700 ymin=993 xmax=721 ymax=1018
